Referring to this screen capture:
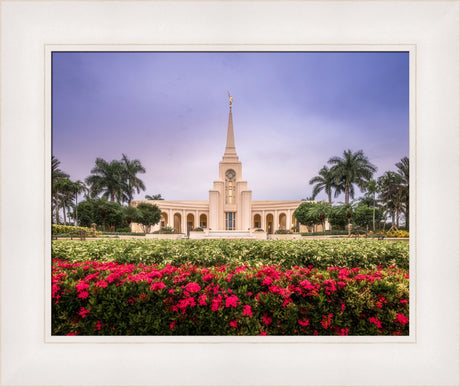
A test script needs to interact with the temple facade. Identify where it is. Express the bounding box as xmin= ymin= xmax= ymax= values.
xmin=131 ymin=100 xmax=313 ymax=237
